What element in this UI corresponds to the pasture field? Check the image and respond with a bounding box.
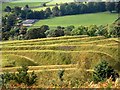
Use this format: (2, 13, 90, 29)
(2, 2, 42, 17)
(47, 0, 74, 5)
(1, 36, 119, 87)
(11, 0, 51, 3)
(2, 2, 41, 11)
(32, 12, 118, 28)
(2, 0, 51, 16)
(32, 6, 56, 11)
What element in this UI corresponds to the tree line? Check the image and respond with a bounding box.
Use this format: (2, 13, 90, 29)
(4, 2, 119, 19)
(2, 24, 119, 40)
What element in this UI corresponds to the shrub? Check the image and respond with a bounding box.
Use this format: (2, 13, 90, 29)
(1, 65, 37, 87)
(95, 25, 108, 37)
(87, 25, 98, 36)
(26, 28, 46, 39)
(1, 72, 15, 85)
(71, 25, 88, 35)
(4, 6, 11, 12)
(92, 60, 119, 83)
(65, 69, 91, 88)
(58, 69, 65, 82)
(109, 25, 120, 37)
(45, 28, 64, 37)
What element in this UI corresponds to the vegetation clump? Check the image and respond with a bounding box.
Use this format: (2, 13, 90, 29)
(1, 65, 37, 88)
(92, 60, 119, 83)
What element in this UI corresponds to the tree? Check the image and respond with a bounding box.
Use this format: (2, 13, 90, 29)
(19, 27, 27, 35)
(14, 6, 21, 16)
(45, 29, 56, 37)
(33, 11, 41, 19)
(2, 32, 10, 40)
(1, 65, 37, 86)
(15, 65, 37, 86)
(71, 25, 88, 35)
(26, 28, 46, 39)
(60, 3, 68, 15)
(20, 10, 27, 19)
(92, 60, 119, 83)
(66, 25, 75, 31)
(64, 25, 75, 35)
(87, 2, 96, 13)
(4, 6, 11, 12)
(94, 2, 106, 12)
(6, 14, 16, 26)
(26, 11, 34, 19)
(52, 6, 60, 16)
(25, 5, 29, 8)
(77, 4, 82, 14)
(39, 10, 45, 19)
(87, 25, 98, 36)
(115, 2, 120, 13)
(23, 4, 30, 11)
(95, 25, 108, 37)
(2, 16, 7, 26)
(45, 27, 64, 37)
(42, 3, 46, 7)
(109, 25, 120, 37)
(40, 25, 49, 32)
(2, 24, 11, 32)
(106, 2, 115, 13)
(44, 8, 52, 18)
(80, 4, 88, 14)
(10, 29, 17, 38)
(66, 3, 79, 15)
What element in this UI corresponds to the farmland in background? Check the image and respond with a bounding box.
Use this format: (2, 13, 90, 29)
(32, 12, 118, 28)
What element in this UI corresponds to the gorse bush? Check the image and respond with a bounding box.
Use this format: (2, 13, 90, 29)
(1, 72, 15, 85)
(58, 69, 65, 82)
(15, 65, 37, 86)
(1, 65, 37, 86)
(92, 60, 119, 83)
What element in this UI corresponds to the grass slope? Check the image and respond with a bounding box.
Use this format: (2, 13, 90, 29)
(1, 36, 119, 87)
(33, 12, 118, 27)
(1, 36, 119, 70)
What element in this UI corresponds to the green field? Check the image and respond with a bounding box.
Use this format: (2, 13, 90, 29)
(32, 12, 118, 28)
(47, 0, 74, 5)
(2, 2, 41, 10)
(32, 6, 55, 11)
(2, 2, 42, 16)
(2, 0, 52, 11)
(2, 0, 53, 17)
(11, 0, 51, 2)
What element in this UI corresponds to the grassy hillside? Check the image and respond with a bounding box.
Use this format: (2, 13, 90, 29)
(32, 12, 118, 28)
(1, 36, 119, 87)
(1, 36, 119, 69)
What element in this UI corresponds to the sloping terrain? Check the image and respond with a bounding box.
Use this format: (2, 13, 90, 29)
(1, 36, 119, 87)
(1, 36, 119, 69)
